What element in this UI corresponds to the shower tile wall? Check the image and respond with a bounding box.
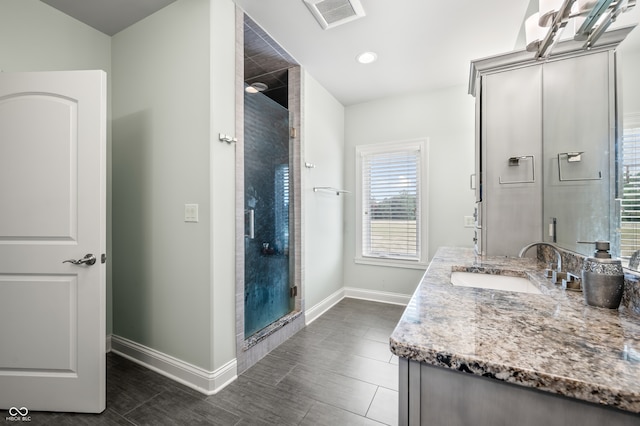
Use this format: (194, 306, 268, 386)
(244, 89, 292, 337)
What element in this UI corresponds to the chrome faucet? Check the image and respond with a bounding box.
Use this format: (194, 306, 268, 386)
(518, 242, 562, 274)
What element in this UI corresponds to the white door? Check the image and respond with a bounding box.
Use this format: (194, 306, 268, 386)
(0, 70, 107, 413)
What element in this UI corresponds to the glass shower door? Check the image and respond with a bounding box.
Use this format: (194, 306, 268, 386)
(244, 89, 293, 337)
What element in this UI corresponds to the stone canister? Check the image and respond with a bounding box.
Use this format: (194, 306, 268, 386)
(581, 241, 624, 309)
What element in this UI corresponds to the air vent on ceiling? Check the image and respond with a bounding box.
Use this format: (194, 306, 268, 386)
(303, 0, 365, 30)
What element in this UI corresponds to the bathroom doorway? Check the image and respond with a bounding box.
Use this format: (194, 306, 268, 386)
(235, 11, 304, 373)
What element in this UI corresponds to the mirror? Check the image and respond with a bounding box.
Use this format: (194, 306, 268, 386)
(543, 11, 640, 269)
(542, 50, 614, 259)
(618, 17, 640, 270)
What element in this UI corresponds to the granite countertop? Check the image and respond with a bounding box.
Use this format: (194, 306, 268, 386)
(390, 246, 640, 414)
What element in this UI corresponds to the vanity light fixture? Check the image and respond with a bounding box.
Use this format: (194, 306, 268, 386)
(525, 0, 636, 59)
(539, 0, 566, 26)
(245, 82, 268, 93)
(357, 51, 378, 64)
(526, 12, 549, 51)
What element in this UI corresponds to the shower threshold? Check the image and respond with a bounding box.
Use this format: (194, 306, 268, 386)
(243, 309, 303, 350)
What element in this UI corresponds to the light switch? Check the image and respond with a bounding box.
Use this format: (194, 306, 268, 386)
(185, 204, 198, 223)
(464, 216, 475, 228)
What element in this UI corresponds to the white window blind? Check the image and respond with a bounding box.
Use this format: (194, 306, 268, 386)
(621, 121, 640, 262)
(275, 164, 290, 253)
(361, 147, 421, 260)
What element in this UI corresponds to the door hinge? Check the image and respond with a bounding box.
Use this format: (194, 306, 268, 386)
(289, 286, 298, 298)
(290, 127, 297, 139)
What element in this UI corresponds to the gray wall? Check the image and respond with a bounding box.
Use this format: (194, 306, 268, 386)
(111, 0, 236, 371)
(302, 72, 346, 309)
(210, 0, 239, 371)
(343, 85, 477, 296)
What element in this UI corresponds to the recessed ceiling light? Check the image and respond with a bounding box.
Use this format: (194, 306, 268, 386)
(245, 82, 268, 93)
(357, 51, 377, 64)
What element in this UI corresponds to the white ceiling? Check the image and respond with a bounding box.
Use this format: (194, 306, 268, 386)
(39, 0, 640, 106)
(236, 0, 640, 106)
(235, 0, 531, 105)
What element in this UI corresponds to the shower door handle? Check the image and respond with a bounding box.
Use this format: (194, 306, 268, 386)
(246, 208, 255, 239)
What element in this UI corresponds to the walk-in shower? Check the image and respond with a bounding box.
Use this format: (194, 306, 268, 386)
(235, 12, 304, 373)
(243, 88, 293, 337)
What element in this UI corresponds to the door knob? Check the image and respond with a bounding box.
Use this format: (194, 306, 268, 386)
(63, 254, 97, 266)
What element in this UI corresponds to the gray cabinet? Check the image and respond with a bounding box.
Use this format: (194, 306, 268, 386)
(474, 50, 615, 257)
(398, 358, 640, 426)
(482, 65, 543, 256)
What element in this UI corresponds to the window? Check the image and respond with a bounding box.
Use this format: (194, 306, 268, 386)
(275, 164, 289, 254)
(620, 114, 640, 264)
(355, 139, 428, 268)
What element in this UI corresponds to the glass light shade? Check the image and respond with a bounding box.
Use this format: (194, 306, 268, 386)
(245, 82, 268, 93)
(575, 0, 599, 15)
(539, 0, 564, 26)
(525, 13, 548, 52)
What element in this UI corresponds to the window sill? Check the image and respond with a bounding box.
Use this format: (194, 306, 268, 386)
(354, 256, 428, 270)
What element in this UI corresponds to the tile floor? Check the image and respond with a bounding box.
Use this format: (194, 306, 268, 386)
(13, 299, 404, 425)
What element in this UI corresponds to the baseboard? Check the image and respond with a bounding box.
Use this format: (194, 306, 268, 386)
(344, 287, 411, 306)
(305, 286, 410, 326)
(109, 289, 407, 392)
(110, 335, 237, 396)
(305, 287, 345, 325)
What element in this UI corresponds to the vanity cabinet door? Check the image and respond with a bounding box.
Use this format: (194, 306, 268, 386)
(482, 65, 543, 256)
(542, 51, 613, 253)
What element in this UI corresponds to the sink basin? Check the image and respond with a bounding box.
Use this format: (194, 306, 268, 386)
(450, 271, 542, 294)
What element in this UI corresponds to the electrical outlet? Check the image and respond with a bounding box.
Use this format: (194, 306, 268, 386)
(185, 204, 199, 222)
(464, 216, 475, 228)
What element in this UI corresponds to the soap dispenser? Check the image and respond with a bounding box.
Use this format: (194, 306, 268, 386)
(580, 241, 624, 309)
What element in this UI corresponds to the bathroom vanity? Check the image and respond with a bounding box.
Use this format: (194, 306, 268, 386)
(390, 247, 640, 426)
